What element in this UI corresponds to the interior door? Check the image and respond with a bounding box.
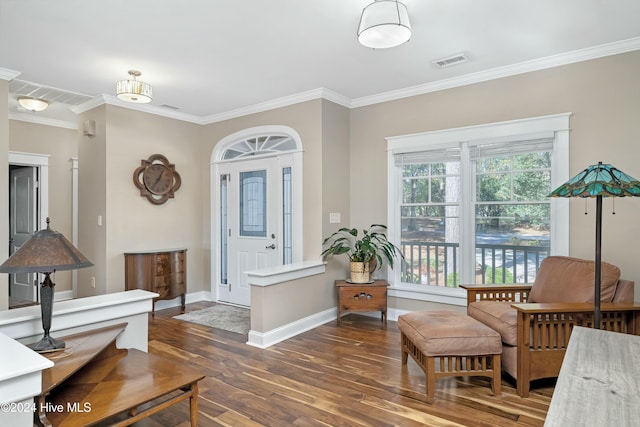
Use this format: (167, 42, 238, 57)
(9, 166, 38, 302)
(219, 158, 280, 306)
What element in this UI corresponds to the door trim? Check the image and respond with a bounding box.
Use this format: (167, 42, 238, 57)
(8, 152, 49, 304)
(210, 126, 303, 304)
(8, 151, 49, 230)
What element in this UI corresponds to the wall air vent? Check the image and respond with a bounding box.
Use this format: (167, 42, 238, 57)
(432, 53, 469, 68)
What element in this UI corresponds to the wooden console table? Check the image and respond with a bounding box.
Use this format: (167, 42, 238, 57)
(124, 248, 187, 314)
(336, 279, 388, 326)
(35, 323, 204, 427)
(545, 326, 640, 426)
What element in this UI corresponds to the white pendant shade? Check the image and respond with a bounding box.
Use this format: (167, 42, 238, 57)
(357, 0, 412, 49)
(18, 96, 49, 112)
(116, 70, 152, 103)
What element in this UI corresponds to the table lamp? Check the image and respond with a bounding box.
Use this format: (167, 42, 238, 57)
(0, 218, 92, 352)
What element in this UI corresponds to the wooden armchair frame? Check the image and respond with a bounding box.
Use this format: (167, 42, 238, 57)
(462, 284, 640, 397)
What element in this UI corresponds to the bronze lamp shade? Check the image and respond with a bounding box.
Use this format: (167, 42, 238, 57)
(0, 218, 92, 352)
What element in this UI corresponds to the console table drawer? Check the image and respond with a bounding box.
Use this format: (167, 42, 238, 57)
(125, 248, 187, 314)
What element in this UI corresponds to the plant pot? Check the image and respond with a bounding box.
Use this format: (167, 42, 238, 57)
(350, 261, 370, 283)
(368, 258, 377, 275)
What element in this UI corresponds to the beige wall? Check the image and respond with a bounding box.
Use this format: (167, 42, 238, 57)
(8, 121, 78, 292)
(202, 100, 325, 260)
(351, 50, 640, 303)
(202, 99, 350, 324)
(251, 269, 337, 332)
(321, 100, 351, 240)
(77, 105, 205, 297)
(202, 100, 326, 287)
(2, 50, 638, 315)
(77, 105, 107, 296)
(0, 79, 8, 310)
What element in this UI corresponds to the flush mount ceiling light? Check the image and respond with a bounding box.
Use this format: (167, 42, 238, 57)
(116, 70, 152, 103)
(357, 0, 412, 49)
(17, 96, 49, 112)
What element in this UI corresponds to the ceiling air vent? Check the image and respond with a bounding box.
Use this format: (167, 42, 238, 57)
(432, 53, 468, 69)
(160, 104, 180, 110)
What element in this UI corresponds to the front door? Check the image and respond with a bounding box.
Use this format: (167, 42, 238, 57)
(9, 166, 38, 302)
(218, 157, 282, 306)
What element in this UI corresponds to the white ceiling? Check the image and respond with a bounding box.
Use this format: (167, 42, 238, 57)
(2, 0, 640, 125)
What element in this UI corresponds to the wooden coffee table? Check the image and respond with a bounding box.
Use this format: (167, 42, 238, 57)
(35, 323, 204, 427)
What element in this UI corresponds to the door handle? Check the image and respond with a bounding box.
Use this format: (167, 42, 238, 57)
(265, 244, 276, 249)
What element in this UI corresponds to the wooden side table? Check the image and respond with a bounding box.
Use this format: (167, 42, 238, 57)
(124, 248, 187, 314)
(336, 279, 388, 326)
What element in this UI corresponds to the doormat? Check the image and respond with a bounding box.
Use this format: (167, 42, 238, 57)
(173, 305, 250, 334)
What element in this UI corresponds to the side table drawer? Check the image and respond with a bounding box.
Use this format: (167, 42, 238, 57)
(336, 280, 388, 326)
(339, 286, 387, 311)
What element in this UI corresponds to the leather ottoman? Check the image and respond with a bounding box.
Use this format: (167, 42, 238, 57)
(398, 310, 502, 402)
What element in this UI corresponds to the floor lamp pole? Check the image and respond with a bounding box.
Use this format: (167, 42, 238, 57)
(594, 195, 602, 329)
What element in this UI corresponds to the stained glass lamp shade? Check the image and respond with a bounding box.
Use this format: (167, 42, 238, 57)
(549, 162, 640, 328)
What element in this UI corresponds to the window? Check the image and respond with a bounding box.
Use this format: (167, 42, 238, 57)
(387, 114, 570, 305)
(282, 166, 293, 264)
(239, 170, 267, 237)
(222, 135, 297, 160)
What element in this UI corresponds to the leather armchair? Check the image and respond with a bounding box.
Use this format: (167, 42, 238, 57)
(461, 256, 640, 397)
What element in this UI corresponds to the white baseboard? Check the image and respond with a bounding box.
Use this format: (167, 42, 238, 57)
(152, 291, 212, 311)
(247, 307, 336, 349)
(55, 290, 74, 301)
(245, 308, 410, 349)
(125, 291, 409, 349)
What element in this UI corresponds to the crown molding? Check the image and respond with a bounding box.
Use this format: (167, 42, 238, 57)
(351, 36, 640, 108)
(8, 112, 77, 130)
(202, 88, 352, 124)
(0, 67, 20, 81)
(8, 37, 639, 129)
(72, 94, 207, 125)
(70, 89, 353, 126)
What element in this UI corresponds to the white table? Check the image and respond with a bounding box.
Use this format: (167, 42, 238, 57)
(545, 326, 640, 426)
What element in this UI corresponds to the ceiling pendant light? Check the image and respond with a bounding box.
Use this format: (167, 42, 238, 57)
(116, 70, 152, 103)
(17, 96, 49, 112)
(357, 0, 412, 49)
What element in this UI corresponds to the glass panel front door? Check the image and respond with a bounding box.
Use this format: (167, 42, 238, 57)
(240, 170, 267, 237)
(218, 159, 280, 306)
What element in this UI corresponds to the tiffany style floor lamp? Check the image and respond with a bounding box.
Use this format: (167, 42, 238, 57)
(549, 162, 640, 329)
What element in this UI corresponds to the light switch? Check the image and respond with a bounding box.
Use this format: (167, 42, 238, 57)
(329, 212, 341, 224)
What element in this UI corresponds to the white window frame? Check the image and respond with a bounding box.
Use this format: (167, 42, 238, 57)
(386, 113, 571, 306)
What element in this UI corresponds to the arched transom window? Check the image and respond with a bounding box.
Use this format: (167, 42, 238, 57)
(222, 134, 298, 160)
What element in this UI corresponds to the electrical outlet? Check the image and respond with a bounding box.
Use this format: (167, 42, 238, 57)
(90, 276, 96, 288)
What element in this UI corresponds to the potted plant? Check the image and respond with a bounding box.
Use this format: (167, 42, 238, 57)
(322, 224, 403, 283)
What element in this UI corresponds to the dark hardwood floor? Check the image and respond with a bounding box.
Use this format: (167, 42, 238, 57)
(139, 302, 552, 426)
(9, 295, 38, 309)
